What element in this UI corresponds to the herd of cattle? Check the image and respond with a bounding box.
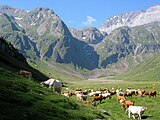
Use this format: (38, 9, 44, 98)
(17, 70, 157, 120)
(40, 78, 157, 120)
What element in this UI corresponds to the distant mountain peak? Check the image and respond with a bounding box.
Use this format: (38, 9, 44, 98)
(100, 4, 160, 34)
(69, 26, 107, 44)
(32, 7, 55, 15)
(0, 5, 28, 17)
(147, 4, 160, 11)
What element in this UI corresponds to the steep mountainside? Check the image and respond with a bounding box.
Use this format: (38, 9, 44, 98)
(114, 52, 160, 81)
(100, 5, 160, 34)
(97, 22, 160, 70)
(0, 37, 48, 81)
(69, 27, 107, 45)
(0, 6, 99, 70)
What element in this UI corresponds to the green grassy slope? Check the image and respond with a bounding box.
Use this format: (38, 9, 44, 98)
(0, 67, 105, 120)
(29, 60, 86, 84)
(114, 53, 160, 81)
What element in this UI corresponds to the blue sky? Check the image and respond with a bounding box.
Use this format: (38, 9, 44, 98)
(0, 0, 160, 29)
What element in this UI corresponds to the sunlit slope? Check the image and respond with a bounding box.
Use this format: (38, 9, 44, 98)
(0, 68, 106, 120)
(114, 53, 160, 81)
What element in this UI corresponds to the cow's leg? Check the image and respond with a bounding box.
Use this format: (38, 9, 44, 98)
(128, 110, 130, 118)
(138, 113, 141, 120)
(132, 115, 135, 119)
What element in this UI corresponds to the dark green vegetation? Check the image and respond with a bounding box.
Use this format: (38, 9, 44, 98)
(0, 68, 105, 120)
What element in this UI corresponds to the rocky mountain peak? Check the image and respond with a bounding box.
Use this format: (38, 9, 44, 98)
(100, 4, 160, 34)
(0, 5, 28, 17)
(69, 27, 107, 44)
(31, 7, 56, 18)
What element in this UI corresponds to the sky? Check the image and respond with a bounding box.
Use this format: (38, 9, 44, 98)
(0, 0, 160, 29)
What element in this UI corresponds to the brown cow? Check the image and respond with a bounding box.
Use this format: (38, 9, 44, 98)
(124, 92, 133, 98)
(145, 91, 156, 97)
(119, 99, 134, 110)
(92, 95, 106, 104)
(125, 100, 135, 109)
(17, 70, 32, 80)
(137, 89, 145, 96)
(117, 96, 125, 102)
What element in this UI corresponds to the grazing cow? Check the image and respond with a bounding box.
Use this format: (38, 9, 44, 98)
(74, 90, 82, 95)
(127, 106, 147, 120)
(100, 93, 112, 99)
(88, 91, 101, 97)
(62, 91, 72, 97)
(119, 98, 126, 109)
(117, 96, 125, 102)
(116, 89, 124, 96)
(137, 89, 145, 97)
(76, 93, 88, 101)
(41, 79, 62, 94)
(92, 95, 106, 104)
(145, 91, 156, 97)
(126, 88, 137, 95)
(17, 70, 32, 80)
(119, 98, 134, 110)
(124, 92, 133, 98)
(125, 100, 135, 109)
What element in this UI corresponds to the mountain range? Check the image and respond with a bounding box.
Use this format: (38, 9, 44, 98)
(100, 5, 160, 33)
(1, 5, 160, 79)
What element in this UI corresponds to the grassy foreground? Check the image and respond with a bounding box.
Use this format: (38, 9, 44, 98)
(0, 67, 108, 120)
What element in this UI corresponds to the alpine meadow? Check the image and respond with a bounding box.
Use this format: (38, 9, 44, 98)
(0, 3, 160, 120)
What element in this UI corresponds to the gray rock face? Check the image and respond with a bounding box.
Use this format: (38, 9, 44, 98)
(97, 22, 160, 68)
(100, 5, 160, 34)
(0, 5, 28, 17)
(69, 27, 107, 44)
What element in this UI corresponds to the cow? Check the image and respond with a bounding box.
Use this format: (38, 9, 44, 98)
(136, 89, 145, 97)
(62, 91, 73, 97)
(92, 95, 106, 104)
(41, 79, 62, 94)
(145, 91, 156, 97)
(17, 70, 32, 80)
(117, 96, 125, 102)
(127, 106, 147, 120)
(76, 93, 88, 101)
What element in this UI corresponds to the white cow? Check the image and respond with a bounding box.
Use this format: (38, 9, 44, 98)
(127, 106, 147, 120)
(100, 93, 112, 99)
(76, 93, 88, 101)
(41, 79, 62, 94)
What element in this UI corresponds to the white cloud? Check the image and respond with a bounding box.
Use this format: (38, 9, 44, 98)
(83, 16, 97, 25)
(68, 20, 74, 23)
